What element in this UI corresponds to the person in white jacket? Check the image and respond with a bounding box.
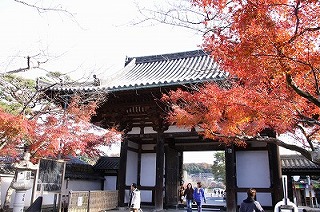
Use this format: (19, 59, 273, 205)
(129, 183, 141, 212)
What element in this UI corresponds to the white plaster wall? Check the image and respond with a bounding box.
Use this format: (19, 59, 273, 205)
(126, 150, 138, 186)
(144, 127, 157, 134)
(124, 189, 130, 204)
(127, 127, 140, 135)
(1, 176, 105, 208)
(237, 192, 272, 207)
(61, 179, 102, 194)
(165, 126, 191, 133)
(104, 176, 117, 190)
(1, 175, 14, 207)
(33, 179, 103, 205)
(236, 151, 272, 207)
(140, 153, 156, 187)
(141, 190, 152, 203)
(124, 189, 153, 204)
(236, 151, 271, 188)
(33, 192, 56, 205)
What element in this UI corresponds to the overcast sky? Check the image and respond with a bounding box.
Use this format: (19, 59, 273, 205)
(0, 0, 203, 81)
(184, 151, 216, 164)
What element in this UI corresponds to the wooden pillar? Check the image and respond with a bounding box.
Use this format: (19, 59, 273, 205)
(118, 137, 128, 207)
(137, 142, 142, 186)
(225, 145, 237, 211)
(155, 129, 165, 211)
(268, 143, 283, 204)
(178, 151, 183, 185)
(164, 143, 180, 207)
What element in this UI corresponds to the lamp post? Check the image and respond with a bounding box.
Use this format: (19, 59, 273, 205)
(292, 176, 300, 206)
(11, 151, 38, 212)
(307, 176, 314, 208)
(274, 175, 298, 212)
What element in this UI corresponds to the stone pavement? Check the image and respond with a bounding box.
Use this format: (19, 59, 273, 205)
(108, 206, 320, 212)
(108, 207, 223, 212)
(298, 206, 320, 212)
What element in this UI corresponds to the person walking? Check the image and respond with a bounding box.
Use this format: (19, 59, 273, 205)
(184, 183, 194, 212)
(239, 188, 264, 212)
(193, 182, 206, 212)
(129, 183, 141, 212)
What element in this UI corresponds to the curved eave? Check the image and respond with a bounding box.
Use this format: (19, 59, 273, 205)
(49, 75, 227, 93)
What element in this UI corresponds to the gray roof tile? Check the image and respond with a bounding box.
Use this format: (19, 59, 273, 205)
(281, 154, 320, 170)
(94, 157, 119, 170)
(39, 50, 228, 92)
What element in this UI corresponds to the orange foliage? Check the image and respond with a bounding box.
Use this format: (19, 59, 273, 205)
(164, 0, 320, 148)
(0, 97, 121, 162)
(0, 108, 35, 157)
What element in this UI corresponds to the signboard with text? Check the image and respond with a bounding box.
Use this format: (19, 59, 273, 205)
(37, 159, 66, 192)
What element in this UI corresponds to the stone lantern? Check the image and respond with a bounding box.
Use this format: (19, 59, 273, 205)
(11, 152, 38, 212)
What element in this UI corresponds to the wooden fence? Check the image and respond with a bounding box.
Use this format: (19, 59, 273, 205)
(67, 190, 118, 212)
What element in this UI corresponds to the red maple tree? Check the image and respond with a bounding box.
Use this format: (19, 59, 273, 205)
(0, 96, 120, 162)
(162, 0, 320, 163)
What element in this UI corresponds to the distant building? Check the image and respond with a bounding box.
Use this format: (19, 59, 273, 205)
(281, 154, 320, 207)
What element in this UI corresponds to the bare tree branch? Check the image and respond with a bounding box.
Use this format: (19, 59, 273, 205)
(286, 73, 320, 107)
(13, 0, 74, 17)
(2, 55, 49, 75)
(133, 0, 208, 33)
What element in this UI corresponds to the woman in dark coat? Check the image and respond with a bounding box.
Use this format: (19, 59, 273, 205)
(184, 183, 194, 212)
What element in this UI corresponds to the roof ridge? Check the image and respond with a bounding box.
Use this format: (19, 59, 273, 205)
(127, 49, 209, 64)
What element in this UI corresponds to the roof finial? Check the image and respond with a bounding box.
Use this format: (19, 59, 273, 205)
(93, 74, 100, 86)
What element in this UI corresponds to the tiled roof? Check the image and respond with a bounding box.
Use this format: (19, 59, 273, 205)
(94, 157, 119, 170)
(65, 163, 104, 180)
(0, 163, 15, 175)
(40, 50, 228, 92)
(281, 154, 320, 170)
(64, 156, 104, 180)
(65, 156, 90, 165)
(0, 156, 16, 175)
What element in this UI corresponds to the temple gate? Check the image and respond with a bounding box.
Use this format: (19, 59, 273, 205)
(45, 50, 283, 211)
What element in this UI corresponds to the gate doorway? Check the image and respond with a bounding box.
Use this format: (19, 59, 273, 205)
(182, 151, 226, 210)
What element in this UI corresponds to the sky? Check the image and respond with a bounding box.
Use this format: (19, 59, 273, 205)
(0, 0, 203, 81)
(0, 0, 299, 158)
(184, 151, 216, 164)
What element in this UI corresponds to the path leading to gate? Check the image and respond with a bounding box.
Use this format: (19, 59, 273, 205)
(108, 206, 320, 212)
